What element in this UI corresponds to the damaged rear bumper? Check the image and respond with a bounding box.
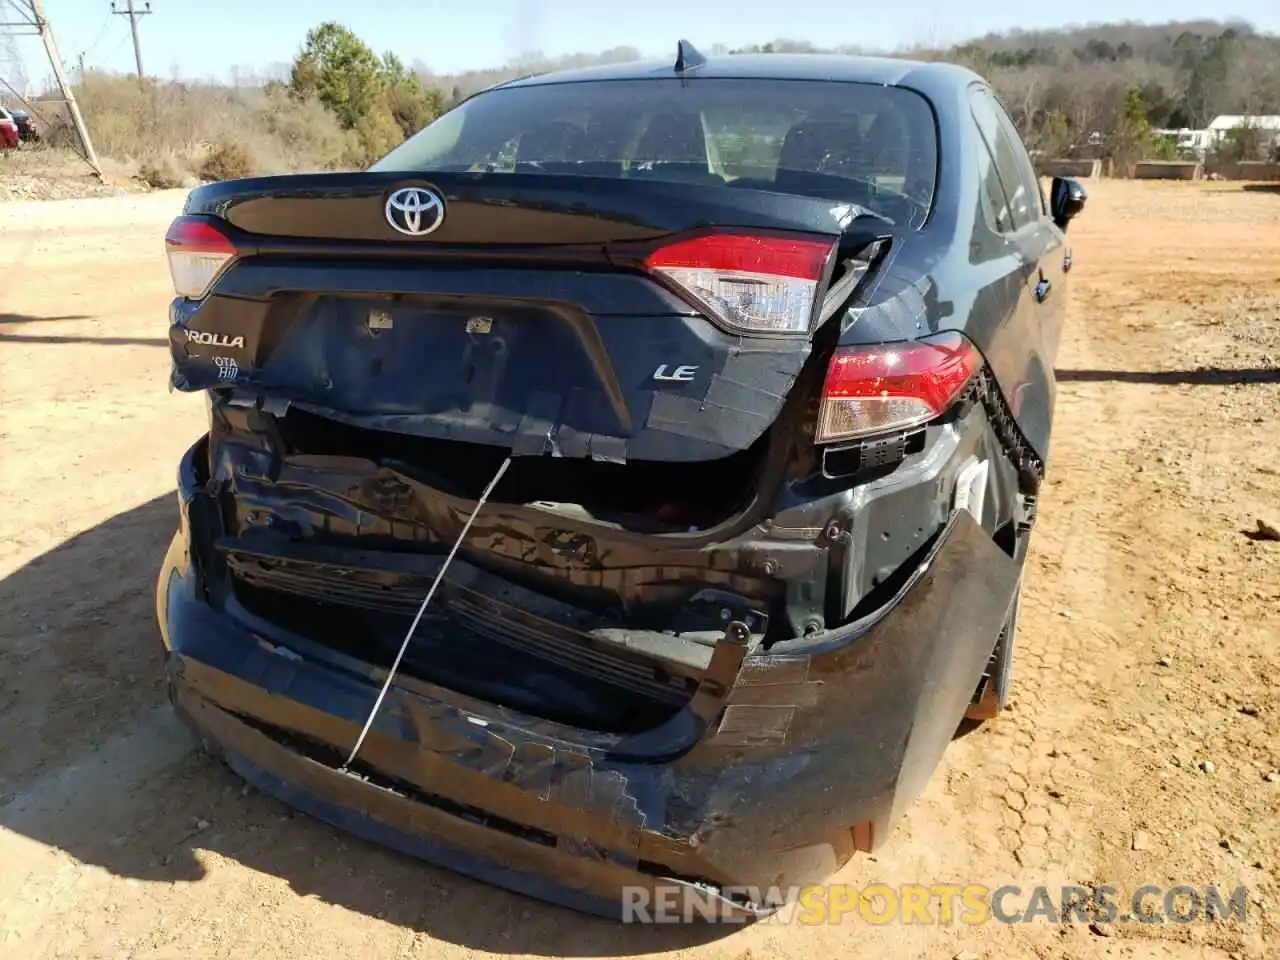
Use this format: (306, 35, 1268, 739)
(157, 436, 1021, 920)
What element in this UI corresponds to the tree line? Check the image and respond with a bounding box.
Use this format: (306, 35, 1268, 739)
(289, 18, 1280, 170)
(37, 18, 1272, 179)
(283, 22, 447, 160)
(944, 20, 1280, 163)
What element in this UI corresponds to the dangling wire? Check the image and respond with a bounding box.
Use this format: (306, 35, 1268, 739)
(340, 456, 511, 772)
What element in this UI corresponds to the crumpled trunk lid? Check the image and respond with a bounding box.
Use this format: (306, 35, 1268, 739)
(169, 173, 889, 731)
(170, 172, 885, 463)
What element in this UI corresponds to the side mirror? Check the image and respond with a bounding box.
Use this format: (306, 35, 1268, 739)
(1050, 177, 1087, 231)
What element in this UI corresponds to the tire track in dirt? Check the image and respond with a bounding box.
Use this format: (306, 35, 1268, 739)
(895, 225, 1170, 959)
(1, 181, 1277, 960)
(786, 184, 1278, 959)
(671, 188, 1181, 960)
(980, 190, 1280, 958)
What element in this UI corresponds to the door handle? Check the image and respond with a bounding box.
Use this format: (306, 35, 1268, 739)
(1034, 276, 1052, 303)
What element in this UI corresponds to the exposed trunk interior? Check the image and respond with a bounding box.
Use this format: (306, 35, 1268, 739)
(171, 169, 886, 737)
(230, 578, 696, 734)
(276, 405, 771, 533)
(204, 403, 782, 735)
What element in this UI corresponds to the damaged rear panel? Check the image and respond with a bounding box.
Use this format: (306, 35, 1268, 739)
(163, 70, 1016, 724)
(157, 57, 1045, 916)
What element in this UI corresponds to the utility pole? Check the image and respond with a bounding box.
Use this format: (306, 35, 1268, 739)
(110, 0, 150, 80)
(0, 0, 103, 179)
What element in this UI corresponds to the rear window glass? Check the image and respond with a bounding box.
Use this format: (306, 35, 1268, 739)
(372, 78, 938, 229)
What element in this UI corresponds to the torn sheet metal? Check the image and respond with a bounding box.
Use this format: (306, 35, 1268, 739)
(161, 436, 1021, 918)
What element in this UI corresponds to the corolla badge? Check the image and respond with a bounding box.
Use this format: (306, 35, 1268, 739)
(186, 329, 244, 348)
(385, 186, 446, 236)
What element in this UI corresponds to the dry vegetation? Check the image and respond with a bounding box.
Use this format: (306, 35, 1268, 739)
(7, 21, 443, 192)
(3, 16, 1277, 200)
(0, 75, 360, 200)
(51, 73, 359, 186)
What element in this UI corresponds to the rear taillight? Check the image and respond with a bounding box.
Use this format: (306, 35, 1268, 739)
(644, 232, 836, 335)
(165, 216, 237, 300)
(816, 332, 982, 443)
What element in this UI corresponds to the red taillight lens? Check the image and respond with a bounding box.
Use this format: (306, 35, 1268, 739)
(816, 332, 982, 443)
(644, 232, 835, 335)
(164, 216, 237, 300)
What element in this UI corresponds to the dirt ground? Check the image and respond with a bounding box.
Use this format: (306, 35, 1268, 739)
(0, 179, 1277, 960)
(0, 149, 143, 202)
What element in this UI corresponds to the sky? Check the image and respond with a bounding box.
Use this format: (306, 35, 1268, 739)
(5, 0, 1280, 91)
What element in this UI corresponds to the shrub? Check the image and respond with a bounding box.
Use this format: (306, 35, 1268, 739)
(40, 71, 362, 177)
(352, 106, 405, 165)
(31, 18, 457, 181)
(138, 154, 188, 189)
(255, 88, 358, 171)
(199, 141, 255, 181)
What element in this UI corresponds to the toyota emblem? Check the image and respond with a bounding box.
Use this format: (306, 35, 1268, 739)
(385, 186, 445, 236)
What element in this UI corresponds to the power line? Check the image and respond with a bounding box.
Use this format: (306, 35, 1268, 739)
(109, 0, 150, 80)
(81, 11, 115, 63)
(103, 31, 130, 68)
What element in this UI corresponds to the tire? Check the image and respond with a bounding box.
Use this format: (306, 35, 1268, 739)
(964, 578, 1021, 722)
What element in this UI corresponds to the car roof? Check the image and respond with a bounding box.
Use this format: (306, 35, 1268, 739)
(496, 51, 981, 94)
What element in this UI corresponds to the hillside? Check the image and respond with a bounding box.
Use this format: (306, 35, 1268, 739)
(431, 20, 1280, 158)
(948, 20, 1280, 151)
(5, 17, 1278, 194)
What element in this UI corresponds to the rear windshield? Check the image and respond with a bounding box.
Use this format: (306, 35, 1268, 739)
(372, 78, 938, 229)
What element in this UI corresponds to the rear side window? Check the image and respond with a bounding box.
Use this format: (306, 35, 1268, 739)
(973, 132, 1012, 232)
(372, 78, 939, 229)
(990, 95, 1047, 218)
(968, 87, 1040, 231)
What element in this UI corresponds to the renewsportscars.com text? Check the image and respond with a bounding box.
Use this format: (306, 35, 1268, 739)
(621, 883, 1249, 925)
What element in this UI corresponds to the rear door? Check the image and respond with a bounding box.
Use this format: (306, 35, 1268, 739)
(985, 90, 1067, 365)
(967, 85, 1064, 448)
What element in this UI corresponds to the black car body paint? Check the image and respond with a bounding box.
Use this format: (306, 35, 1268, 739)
(157, 49, 1083, 918)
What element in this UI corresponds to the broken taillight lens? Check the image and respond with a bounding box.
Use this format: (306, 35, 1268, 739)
(165, 216, 237, 300)
(644, 232, 836, 335)
(816, 332, 983, 443)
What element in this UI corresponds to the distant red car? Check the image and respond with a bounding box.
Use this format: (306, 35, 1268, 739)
(10, 108, 39, 143)
(0, 107, 19, 149)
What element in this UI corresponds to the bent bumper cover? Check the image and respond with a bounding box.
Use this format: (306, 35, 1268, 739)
(157, 438, 1021, 919)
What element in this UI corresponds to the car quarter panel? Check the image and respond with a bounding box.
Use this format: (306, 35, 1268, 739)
(845, 68, 1061, 470)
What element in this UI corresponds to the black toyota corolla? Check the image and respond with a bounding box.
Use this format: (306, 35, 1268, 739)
(155, 43, 1087, 919)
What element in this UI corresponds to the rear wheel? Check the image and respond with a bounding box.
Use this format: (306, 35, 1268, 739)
(964, 579, 1021, 722)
